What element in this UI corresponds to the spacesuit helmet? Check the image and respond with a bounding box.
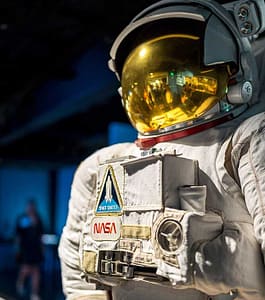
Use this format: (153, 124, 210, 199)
(109, 0, 265, 144)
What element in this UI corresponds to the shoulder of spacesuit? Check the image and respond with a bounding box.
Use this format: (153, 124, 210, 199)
(73, 142, 138, 182)
(87, 142, 138, 165)
(232, 111, 265, 145)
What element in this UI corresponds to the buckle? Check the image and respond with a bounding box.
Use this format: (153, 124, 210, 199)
(98, 250, 134, 278)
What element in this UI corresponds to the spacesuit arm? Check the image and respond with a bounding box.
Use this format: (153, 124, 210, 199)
(238, 122, 265, 261)
(58, 154, 110, 300)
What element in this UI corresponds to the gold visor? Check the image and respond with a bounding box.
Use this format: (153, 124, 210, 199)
(121, 34, 229, 134)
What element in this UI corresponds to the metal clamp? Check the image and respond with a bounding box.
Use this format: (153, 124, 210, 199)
(98, 250, 134, 278)
(97, 250, 157, 279)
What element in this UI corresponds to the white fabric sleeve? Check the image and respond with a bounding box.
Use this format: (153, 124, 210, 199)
(58, 142, 134, 299)
(238, 123, 265, 261)
(58, 151, 109, 300)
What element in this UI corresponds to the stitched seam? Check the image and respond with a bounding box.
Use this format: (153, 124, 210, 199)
(248, 142, 265, 215)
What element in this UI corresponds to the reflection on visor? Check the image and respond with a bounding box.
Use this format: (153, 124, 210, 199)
(121, 35, 229, 134)
(146, 71, 217, 106)
(142, 71, 219, 130)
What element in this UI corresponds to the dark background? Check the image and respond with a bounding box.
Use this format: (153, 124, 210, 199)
(0, 1, 158, 299)
(0, 0, 160, 166)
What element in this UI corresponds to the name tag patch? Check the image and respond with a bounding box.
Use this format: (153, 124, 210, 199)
(91, 216, 121, 241)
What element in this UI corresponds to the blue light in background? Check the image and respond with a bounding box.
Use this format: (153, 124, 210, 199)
(108, 121, 137, 145)
(0, 167, 50, 239)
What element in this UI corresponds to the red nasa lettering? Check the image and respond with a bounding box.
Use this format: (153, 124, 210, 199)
(93, 221, 117, 234)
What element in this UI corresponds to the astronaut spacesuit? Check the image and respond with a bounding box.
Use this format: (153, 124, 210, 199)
(58, 0, 265, 299)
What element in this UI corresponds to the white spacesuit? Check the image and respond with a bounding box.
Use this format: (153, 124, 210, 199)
(58, 1, 265, 299)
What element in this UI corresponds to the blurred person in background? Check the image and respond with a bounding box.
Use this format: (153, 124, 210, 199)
(15, 199, 44, 300)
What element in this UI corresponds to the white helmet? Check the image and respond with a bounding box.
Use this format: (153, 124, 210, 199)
(109, 0, 265, 148)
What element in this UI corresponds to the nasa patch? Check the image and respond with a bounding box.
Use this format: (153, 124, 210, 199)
(91, 216, 121, 241)
(95, 165, 123, 215)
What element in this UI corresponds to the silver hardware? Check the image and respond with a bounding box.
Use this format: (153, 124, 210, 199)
(157, 219, 183, 253)
(240, 21, 253, 34)
(238, 6, 249, 21)
(99, 250, 134, 278)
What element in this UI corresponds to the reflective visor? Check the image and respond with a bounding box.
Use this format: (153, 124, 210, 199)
(121, 34, 229, 134)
